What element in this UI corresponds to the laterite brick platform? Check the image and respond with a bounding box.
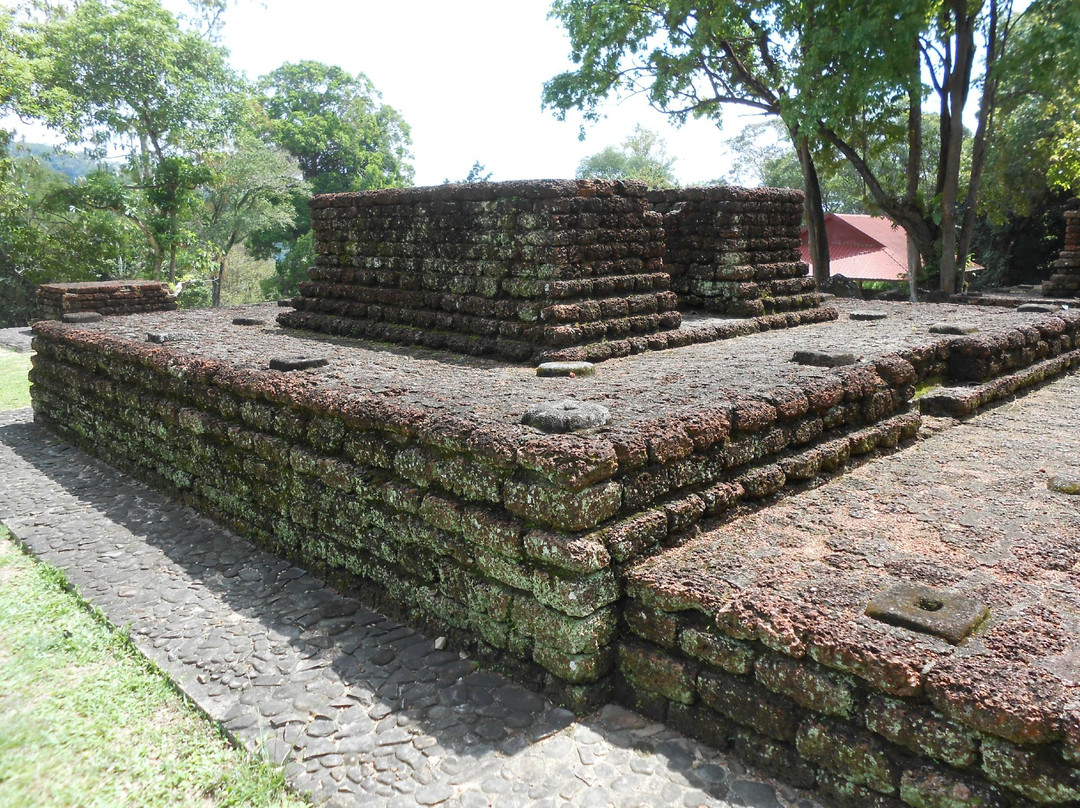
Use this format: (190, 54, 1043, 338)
(282, 180, 680, 363)
(35, 280, 177, 321)
(27, 298, 1080, 806)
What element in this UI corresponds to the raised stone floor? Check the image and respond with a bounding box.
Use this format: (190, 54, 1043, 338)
(30, 298, 1073, 422)
(20, 297, 1080, 806)
(623, 374, 1080, 806)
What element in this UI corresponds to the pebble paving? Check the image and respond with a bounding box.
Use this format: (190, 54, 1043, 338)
(0, 407, 818, 808)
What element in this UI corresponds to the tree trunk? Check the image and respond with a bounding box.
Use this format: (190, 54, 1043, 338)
(167, 243, 178, 286)
(795, 136, 830, 285)
(957, 0, 1007, 289)
(212, 257, 225, 307)
(907, 237, 921, 301)
(905, 57, 923, 303)
(939, 0, 977, 294)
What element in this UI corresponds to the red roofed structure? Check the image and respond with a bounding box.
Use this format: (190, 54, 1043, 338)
(800, 213, 912, 282)
(801, 213, 983, 285)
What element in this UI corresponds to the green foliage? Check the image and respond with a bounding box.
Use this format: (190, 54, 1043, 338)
(577, 125, 678, 187)
(254, 60, 412, 297)
(8, 141, 104, 182)
(199, 131, 308, 304)
(982, 0, 1080, 222)
(258, 60, 413, 194)
(16, 0, 241, 158)
(266, 230, 315, 299)
(545, 0, 1046, 292)
(0, 529, 306, 808)
(4, 0, 244, 281)
(445, 161, 493, 183)
(0, 138, 144, 325)
(175, 275, 212, 308)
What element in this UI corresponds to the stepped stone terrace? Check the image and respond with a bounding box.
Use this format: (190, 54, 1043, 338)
(25, 179, 1080, 808)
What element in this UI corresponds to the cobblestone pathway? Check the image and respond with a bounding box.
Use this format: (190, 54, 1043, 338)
(0, 407, 817, 808)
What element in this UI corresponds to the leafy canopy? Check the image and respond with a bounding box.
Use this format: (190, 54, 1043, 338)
(577, 125, 678, 187)
(258, 61, 413, 194)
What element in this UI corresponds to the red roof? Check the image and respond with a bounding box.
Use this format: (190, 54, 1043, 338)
(800, 214, 911, 282)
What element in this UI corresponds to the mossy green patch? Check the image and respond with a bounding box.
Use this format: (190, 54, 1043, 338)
(0, 349, 32, 411)
(0, 526, 307, 808)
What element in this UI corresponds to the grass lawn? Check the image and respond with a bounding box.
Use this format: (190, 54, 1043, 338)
(0, 526, 309, 808)
(0, 349, 32, 411)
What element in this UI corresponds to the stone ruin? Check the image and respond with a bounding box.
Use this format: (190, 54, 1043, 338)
(35, 280, 177, 322)
(647, 186, 822, 317)
(281, 180, 834, 363)
(26, 180, 1080, 808)
(1043, 198, 1080, 297)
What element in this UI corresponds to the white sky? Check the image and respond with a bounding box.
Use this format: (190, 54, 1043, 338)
(4, 0, 755, 186)
(205, 0, 750, 186)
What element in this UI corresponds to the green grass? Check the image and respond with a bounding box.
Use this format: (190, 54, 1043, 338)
(0, 349, 32, 411)
(0, 526, 309, 808)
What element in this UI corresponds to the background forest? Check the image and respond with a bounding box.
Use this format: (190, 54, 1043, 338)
(1, 0, 1079, 327)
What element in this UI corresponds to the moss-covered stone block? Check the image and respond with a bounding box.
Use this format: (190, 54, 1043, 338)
(900, 766, 1009, 808)
(729, 726, 817, 790)
(678, 627, 756, 674)
(755, 653, 856, 719)
(510, 598, 616, 653)
(419, 492, 464, 534)
(864, 696, 977, 769)
(533, 643, 613, 684)
(796, 718, 898, 795)
(698, 668, 801, 742)
(473, 548, 533, 593)
(980, 737, 1080, 803)
(619, 642, 698, 705)
(531, 567, 619, 618)
(523, 529, 610, 573)
(503, 476, 623, 532)
(462, 506, 523, 559)
(600, 508, 668, 562)
(624, 603, 679, 648)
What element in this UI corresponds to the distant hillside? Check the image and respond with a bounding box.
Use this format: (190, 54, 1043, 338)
(7, 141, 108, 181)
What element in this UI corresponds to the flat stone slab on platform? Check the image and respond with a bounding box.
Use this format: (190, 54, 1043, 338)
(0, 408, 818, 808)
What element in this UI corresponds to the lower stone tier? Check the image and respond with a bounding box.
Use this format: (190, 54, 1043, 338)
(25, 303, 1080, 804)
(617, 370, 1080, 807)
(280, 303, 840, 365)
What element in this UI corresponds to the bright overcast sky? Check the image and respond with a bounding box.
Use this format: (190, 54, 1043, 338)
(4, 0, 756, 186)
(204, 0, 751, 187)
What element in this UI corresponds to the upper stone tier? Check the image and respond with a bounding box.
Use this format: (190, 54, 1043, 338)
(281, 179, 680, 363)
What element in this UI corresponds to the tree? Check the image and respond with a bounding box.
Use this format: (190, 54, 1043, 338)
(258, 61, 413, 195)
(543, 0, 1064, 295)
(542, 0, 846, 283)
(8, 0, 242, 281)
(577, 125, 678, 187)
(199, 133, 309, 306)
(253, 61, 414, 296)
(0, 138, 143, 325)
(981, 0, 1080, 222)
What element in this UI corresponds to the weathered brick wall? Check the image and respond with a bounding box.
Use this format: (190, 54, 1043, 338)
(29, 318, 923, 709)
(281, 179, 681, 364)
(36, 280, 177, 322)
(618, 570, 1080, 807)
(648, 187, 822, 317)
(27, 308, 1080, 798)
(1042, 206, 1080, 297)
